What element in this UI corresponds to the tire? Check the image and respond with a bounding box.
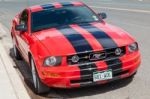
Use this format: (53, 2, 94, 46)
(30, 58, 49, 94)
(13, 44, 22, 60)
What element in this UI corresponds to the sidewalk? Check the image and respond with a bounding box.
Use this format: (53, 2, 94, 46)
(0, 24, 31, 99)
(0, 52, 17, 99)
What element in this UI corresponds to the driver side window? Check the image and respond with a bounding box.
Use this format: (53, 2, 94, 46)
(20, 10, 28, 26)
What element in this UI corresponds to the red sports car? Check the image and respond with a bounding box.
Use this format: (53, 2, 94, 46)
(11, 2, 141, 94)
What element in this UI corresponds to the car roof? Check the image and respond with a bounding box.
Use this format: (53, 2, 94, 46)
(29, 1, 85, 12)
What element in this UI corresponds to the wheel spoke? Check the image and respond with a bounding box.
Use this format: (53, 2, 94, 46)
(13, 45, 17, 57)
(31, 59, 37, 88)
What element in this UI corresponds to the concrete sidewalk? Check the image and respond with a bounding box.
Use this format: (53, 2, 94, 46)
(0, 52, 17, 99)
(0, 24, 31, 99)
(0, 42, 31, 99)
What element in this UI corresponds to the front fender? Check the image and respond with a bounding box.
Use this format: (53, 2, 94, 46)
(29, 40, 51, 79)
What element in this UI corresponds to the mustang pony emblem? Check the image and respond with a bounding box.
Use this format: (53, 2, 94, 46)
(89, 52, 106, 61)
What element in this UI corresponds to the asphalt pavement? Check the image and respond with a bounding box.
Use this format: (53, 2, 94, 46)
(0, 0, 150, 99)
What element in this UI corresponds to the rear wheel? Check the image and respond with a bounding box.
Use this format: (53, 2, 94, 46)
(13, 43, 22, 60)
(30, 58, 49, 94)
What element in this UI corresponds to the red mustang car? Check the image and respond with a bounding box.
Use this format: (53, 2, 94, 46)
(11, 2, 141, 94)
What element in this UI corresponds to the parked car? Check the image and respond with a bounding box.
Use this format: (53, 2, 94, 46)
(11, 1, 141, 94)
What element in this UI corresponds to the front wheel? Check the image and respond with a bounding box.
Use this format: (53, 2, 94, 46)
(31, 58, 49, 94)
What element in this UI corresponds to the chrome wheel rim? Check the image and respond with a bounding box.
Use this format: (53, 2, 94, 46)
(31, 59, 37, 88)
(13, 40, 17, 57)
(13, 45, 17, 57)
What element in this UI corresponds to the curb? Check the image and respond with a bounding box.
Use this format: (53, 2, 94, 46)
(0, 23, 31, 99)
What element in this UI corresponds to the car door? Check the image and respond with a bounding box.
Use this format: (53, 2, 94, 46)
(16, 10, 30, 61)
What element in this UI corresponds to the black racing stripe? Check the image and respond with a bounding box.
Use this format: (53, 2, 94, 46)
(60, 2, 74, 7)
(57, 26, 93, 53)
(79, 64, 97, 80)
(41, 4, 54, 9)
(79, 24, 117, 49)
(41, 2, 74, 10)
(57, 26, 97, 82)
(79, 24, 122, 74)
(105, 59, 122, 75)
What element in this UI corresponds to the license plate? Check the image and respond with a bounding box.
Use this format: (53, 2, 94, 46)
(93, 69, 113, 82)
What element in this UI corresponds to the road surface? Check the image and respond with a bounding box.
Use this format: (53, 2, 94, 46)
(0, 0, 150, 99)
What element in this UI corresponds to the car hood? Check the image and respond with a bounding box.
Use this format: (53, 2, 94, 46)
(33, 22, 135, 56)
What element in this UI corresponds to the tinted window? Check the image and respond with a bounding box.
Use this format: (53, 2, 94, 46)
(20, 10, 28, 26)
(31, 6, 101, 32)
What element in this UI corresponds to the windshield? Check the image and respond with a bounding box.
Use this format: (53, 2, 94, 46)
(31, 6, 101, 32)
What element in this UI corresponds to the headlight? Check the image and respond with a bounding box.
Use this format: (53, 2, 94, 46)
(43, 56, 62, 66)
(128, 43, 138, 53)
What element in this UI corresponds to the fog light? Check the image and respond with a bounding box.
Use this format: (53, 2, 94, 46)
(115, 48, 122, 55)
(71, 55, 79, 63)
(128, 43, 138, 53)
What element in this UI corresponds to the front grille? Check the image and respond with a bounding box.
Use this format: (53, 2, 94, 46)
(67, 47, 126, 65)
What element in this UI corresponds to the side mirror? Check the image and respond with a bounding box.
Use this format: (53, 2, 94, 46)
(98, 13, 107, 19)
(15, 24, 27, 32)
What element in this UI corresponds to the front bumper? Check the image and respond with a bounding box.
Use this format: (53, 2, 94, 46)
(40, 51, 141, 88)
